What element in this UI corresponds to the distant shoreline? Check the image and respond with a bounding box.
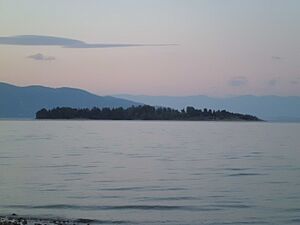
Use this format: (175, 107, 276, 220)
(35, 105, 262, 121)
(34, 118, 264, 122)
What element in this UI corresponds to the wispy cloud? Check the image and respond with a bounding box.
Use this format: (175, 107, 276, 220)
(0, 35, 176, 48)
(27, 53, 55, 61)
(290, 80, 299, 85)
(290, 77, 300, 85)
(268, 78, 278, 86)
(272, 56, 282, 60)
(228, 76, 248, 87)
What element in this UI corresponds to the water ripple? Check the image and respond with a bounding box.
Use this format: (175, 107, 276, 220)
(6, 204, 221, 211)
(227, 173, 265, 177)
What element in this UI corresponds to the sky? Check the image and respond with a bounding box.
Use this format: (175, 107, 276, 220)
(0, 0, 299, 96)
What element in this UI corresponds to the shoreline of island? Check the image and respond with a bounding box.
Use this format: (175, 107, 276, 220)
(35, 105, 262, 121)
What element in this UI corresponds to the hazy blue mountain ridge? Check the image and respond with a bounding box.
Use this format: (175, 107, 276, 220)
(0, 82, 140, 118)
(115, 94, 300, 121)
(1, 82, 299, 121)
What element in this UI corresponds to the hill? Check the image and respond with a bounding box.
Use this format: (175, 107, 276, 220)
(0, 82, 140, 118)
(115, 94, 300, 122)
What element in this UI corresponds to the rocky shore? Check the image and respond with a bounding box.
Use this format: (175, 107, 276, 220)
(0, 215, 92, 225)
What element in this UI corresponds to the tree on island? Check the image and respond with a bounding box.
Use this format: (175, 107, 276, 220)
(36, 105, 261, 121)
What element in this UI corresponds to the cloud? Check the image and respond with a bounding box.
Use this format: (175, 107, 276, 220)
(290, 77, 300, 85)
(268, 78, 278, 86)
(0, 35, 176, 49)
(272, 56, 282, 60)
(290, 80, 299, 85)
(228, 76, 248, 87)
(27, 53, 55, 61)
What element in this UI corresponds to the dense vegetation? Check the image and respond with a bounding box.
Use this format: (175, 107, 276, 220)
(36, 105, 261, 121)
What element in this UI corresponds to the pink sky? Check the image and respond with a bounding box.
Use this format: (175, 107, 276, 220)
(0, 0, 299, 96)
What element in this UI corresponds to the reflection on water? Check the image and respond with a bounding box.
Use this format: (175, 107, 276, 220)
(0, 121, 300, 225)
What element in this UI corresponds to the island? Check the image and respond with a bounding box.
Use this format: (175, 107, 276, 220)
(36, 105, 262, 121)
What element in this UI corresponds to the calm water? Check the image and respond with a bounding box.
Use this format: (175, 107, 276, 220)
(0, 121, 300, 225)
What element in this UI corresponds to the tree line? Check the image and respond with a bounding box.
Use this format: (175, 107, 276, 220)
(36, 105, 261, 121)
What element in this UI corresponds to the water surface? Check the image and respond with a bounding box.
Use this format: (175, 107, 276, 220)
(0, 121, 300, 224)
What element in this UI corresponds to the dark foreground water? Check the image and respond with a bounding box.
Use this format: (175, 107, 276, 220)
(0, 121, 300, 225)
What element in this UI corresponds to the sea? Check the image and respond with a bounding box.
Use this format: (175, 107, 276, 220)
(0, 120, 300, 225)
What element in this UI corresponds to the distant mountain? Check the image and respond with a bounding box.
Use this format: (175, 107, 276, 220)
(115, 94, 300, 122)
(0, 82, 140, 118)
